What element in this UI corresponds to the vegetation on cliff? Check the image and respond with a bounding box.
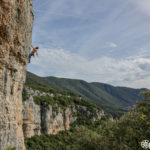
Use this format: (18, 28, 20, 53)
(25, 91, 150, 150)
(25, 82, 78, 96)
(5, 146, 16, 150)
(24, 83, 101, 113)
(33, 95, 100, 112)
(25, 117, 106, 150)
(26, 71, 145, 118)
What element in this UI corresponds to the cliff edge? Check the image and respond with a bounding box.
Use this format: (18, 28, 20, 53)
(0, 0, 33, 149)
(22, 85, 105, 138)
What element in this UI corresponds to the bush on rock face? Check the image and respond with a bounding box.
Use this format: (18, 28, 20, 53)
(5, 146, 16, 150)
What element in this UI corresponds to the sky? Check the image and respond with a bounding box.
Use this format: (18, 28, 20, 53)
(28, 0, 150, 89)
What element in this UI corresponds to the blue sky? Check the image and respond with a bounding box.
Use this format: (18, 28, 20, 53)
(28, 0, 150, 88)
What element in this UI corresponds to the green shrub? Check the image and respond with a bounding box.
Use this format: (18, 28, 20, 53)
(22, 90, 29, 101)
(5, 146, 16, 150)
(25, 83, 101, 113)
(25, 83, 78, 97)
(33, 95, 101, 113)
(26, 91, 150, 150)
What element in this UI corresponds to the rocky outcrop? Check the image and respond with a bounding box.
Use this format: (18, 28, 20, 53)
(23, 98, 75, 137)
(22, 87, 105, 138)
(0, 0, 33, 149)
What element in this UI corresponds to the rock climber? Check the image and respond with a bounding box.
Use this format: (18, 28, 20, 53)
(29, 45, 39, 63)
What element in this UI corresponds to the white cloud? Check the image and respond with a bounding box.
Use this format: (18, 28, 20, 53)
(28, 48, 150, 89)
(33, 0, 150, 61)
(106, 42, 117, 48)
(130, 0, 150, 16)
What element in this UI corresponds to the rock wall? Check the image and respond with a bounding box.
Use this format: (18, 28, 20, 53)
(22, 87, 105, 138)
(0, 0, 33, 149)
(23, 97, 76, 137)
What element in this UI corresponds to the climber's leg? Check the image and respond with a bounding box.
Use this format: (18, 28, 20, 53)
(29, 53, 31, 63)
(28, 52, 34, 63)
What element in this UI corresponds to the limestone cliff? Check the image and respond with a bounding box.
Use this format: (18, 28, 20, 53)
(0, 0, 33, 149)
(22, 86, 105, 138)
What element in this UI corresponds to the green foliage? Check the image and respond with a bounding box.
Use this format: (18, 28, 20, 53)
(22, 90, 29, 101)
(26, 71, 145, 117)
(25, 82, 78, 97)
(25, 124, 102, 150)
(25, 130, 74, 150)
(71, 115, 107, 131)
(33, 94, 101, 112)
(25, 82, 56, 93)
(26, 82, 101, 114)
(25, 91, 150, 150)
(95, 91, 150, 150)
(101, 104, 127, 118)
(5, 146, 16, 150)
(25, 72, 150, 149)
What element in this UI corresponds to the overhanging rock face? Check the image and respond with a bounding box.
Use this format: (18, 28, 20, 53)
(0, 0, 33, 149)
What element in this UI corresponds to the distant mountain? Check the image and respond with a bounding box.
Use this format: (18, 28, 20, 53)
(26, 72, 146, 117)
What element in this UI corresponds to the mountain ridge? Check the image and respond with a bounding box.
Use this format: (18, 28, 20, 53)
(26, 71, 145, 117)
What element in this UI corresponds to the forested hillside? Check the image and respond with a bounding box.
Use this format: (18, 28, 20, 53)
(26, 72, 145, 117)
(25, 91, 150, 150)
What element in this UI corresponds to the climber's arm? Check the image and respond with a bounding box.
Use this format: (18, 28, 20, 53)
(36, 50, 38, 56)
